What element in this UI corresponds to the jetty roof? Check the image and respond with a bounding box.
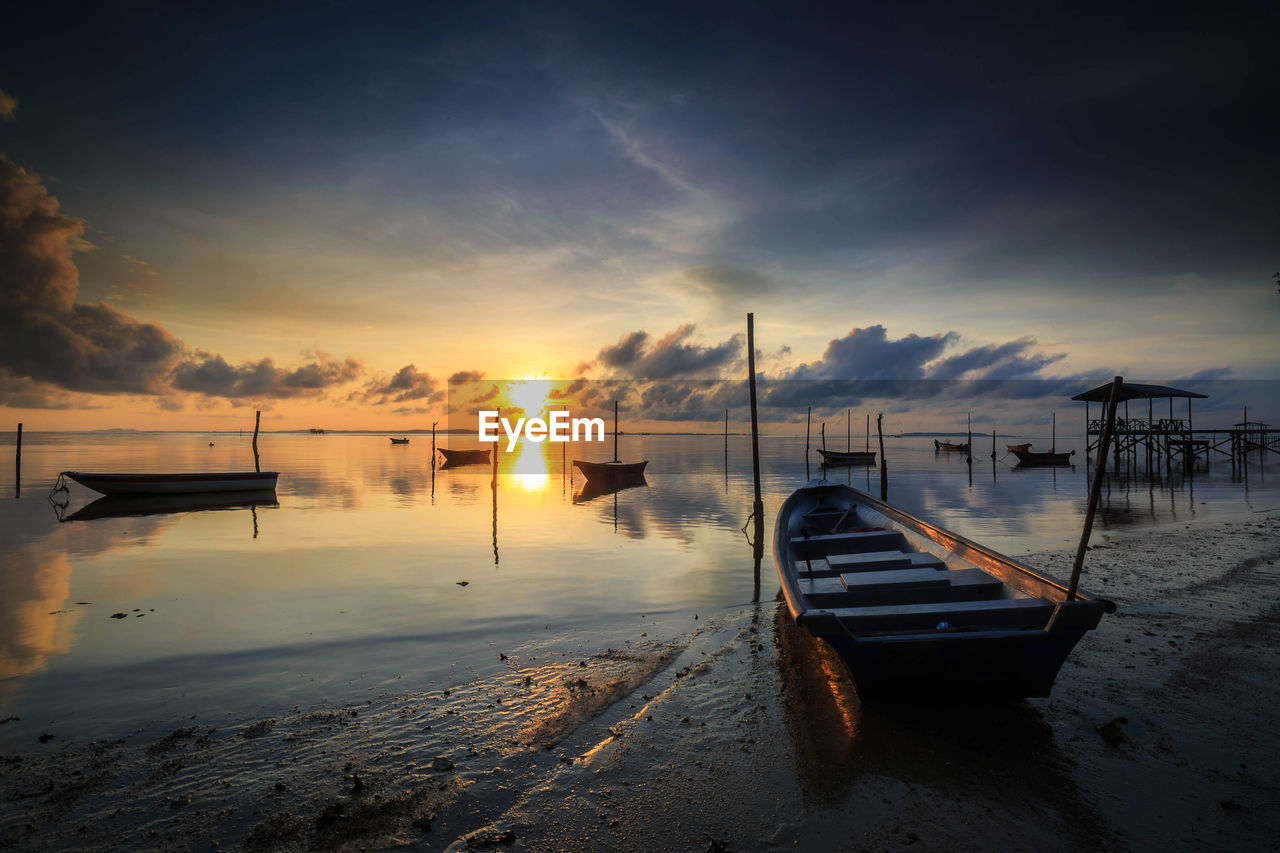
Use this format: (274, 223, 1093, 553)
(1071, 382, 1208, 402)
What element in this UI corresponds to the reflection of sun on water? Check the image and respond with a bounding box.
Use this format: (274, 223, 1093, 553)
(507, 443, 551, 492)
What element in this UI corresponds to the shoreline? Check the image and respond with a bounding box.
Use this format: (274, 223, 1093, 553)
(3, 514, 1278, 851)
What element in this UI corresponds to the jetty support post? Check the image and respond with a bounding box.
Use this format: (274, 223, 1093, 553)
(877, 412, 887, 500)
(252, 411, 261, 473)
(14, 422, 21, 499)
(1068, 376, 1123, 601)
(432, 421, 437, 468)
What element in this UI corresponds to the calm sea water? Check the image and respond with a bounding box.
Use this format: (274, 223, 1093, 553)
(1, 429, 1275, 745)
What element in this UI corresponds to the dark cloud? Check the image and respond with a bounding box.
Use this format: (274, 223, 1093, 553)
(587, 325, 743, 379)
(448, 370, 484, 385)
(0, 156, 364, 403)
(171, 352, 361, 399)
(357, 364, 443, 405)
(927, 337, 1066, 380)
(785, 326, 959, 381)
(0, 89, 16, 121)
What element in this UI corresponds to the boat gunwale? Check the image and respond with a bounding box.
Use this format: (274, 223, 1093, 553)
(775, 481, 1113, 626)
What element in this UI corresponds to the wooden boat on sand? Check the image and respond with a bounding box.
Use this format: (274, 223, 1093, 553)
(437, 447, 491, 466)
(1012, 448, 1075, 466)
(62, 471, 280, 497)
(817, 448, 877, 467)
(933, 440, 969, 452)
(775, 480, 1112, 700)
(390, 437, 410, 444)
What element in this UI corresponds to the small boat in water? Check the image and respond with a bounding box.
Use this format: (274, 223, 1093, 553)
(437, 447, 491, 466)
(1006, 443, 1032, 453)
(574, 401, 648, 482)
(934, 440, 969, 452)
(61, 471, 280, 497)
(817, 448, 876, 467)
(390, 437, 410, 444)
(775, 480, 1112, 700)
(1012, 448, 1075, 467)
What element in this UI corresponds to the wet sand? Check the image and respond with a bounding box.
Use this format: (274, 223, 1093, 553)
(3, 514, 1278, 851)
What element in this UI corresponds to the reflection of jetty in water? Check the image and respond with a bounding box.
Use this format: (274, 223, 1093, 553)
(57, 490, 278, 522)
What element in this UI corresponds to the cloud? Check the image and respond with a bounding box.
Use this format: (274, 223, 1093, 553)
(585, 324, 743, 379)
(0, 89, 16, 121)
(926, 337, 1066, 380)
(677, 264, 776, 302)
(171, 351, 362, 399)
(0, 155, 364, 403)
(785, 325, 959, 381)
(357, 364, 444, 405)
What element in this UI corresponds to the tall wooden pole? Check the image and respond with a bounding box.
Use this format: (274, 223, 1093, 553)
(847, 409, 851, 452)
(252, 411, 261, 473)
(1068, 376, 1123, 600)
(746, 314, 763, 525)
(14, 423, 21, 499)
(804, 406, 811, 480)
(613, 400, 619, 462)
(865, 413, 870, 453)
(432, 421, 437, 468)
(877, 413, 887, 500)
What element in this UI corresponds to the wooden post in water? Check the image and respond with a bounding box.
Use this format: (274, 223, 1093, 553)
(746, 313, 765, 566)
(724, 409, 729, 456)
(804, 406, 811, 480)
(821, 422, 826, 452)
(865, 413, 870, 453)
(432, 421, 438, 468)
(612, 400, 620, 463)
(991, 428, 996, 460)
(847, 409, 851, 452)
(966, 412, 973, 466)
(252, 411, 261, 473)
(1068, 376, 1123, 601)
(14, 423, 21, 499)
(877, 412, 887, 500)
(747, 312, 762, 525)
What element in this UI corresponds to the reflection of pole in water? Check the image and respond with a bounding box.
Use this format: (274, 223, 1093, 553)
(251, 504, 259, 539)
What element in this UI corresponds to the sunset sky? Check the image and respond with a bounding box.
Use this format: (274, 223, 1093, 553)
(1, 2, 1277, 431)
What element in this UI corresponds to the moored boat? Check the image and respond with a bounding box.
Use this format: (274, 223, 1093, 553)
(62, 471, 280, 497)
(573, 401, 647, 482)
(437, 447, 491, 466)
(933, 439, 969, 452)
(774, 480, 1112, 700)
(817, 448, 877, 466)
(60, 490, 279, 521)
(1006, 443, 1032, 453)
(390, 437, 410, 444)
(1012, 448, 1075, 466)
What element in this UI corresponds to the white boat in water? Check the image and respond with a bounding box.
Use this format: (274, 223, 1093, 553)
(61, 471, 280, 496)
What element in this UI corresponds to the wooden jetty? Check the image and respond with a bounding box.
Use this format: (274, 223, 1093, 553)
(1072, 382, 1277, 475)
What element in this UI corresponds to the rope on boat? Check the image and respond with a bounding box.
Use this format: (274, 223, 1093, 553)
(48, 472, 71, 521)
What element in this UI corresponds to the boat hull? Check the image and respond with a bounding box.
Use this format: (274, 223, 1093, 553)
(1012, 449, 1074, 466)
(438, 448, 491, 466)
(774, 481, 1111, 701)
(62, 490, 279, 521)
(573, 459, 649, 480)
(65, 471, 280, 496)
(817, 449, 876, 466)
(1006, 443, 1032, 453)
(390, 438, 410, 444)
(933, 440, 969, 452)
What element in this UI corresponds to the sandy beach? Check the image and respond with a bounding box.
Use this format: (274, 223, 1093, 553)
(3, 513, 1278, 852)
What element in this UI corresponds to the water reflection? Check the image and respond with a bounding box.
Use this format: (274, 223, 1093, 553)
(57, 490, 278, 523)
(774, 605, 1101, 839)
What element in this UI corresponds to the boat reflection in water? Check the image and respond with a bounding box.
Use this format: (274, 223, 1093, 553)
(774, 606, 1100, 836)
(572, 471, 648, 504)
(57, 489, 279, 523)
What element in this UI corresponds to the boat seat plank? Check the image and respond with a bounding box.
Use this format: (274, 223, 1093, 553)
(790, 529, 904, 560)
(840, 568, 948, 592)
(828, 597, 1055, 632)
(827, 550, 912, 570)
(797, 552, 946, 578)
